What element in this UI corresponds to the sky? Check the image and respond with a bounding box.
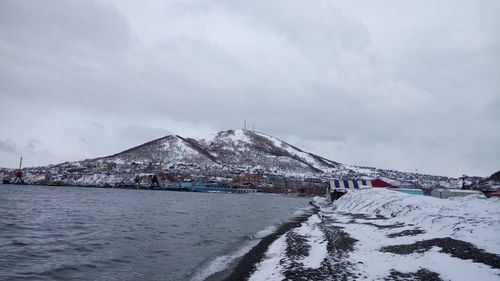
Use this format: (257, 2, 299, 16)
(0, 0, 499, 177)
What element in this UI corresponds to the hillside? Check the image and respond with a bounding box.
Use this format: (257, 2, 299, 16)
(1, 129, 460, 188)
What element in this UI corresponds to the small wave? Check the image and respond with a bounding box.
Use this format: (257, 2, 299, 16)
(293, 204, 314, 216)
(191, 204, 315, 281)
(193, 239, 218, 247)
(73, 246, 92, 253)
(110, 258, 132, 264)
(293, 207, 311, 216)
(190, 223, 283, 280)
(41, 265, 81, 278)
(189, 240, 259, 281)
(252, 205, 313, 240)
(11, 241, 30, 246)
(250, 225, 277, 239)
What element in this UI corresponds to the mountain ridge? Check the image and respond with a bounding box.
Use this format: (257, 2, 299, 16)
(1, 129, 463, 189)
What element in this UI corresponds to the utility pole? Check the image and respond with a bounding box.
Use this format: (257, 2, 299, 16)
(244, 120, 246, 130)
(461, 174, 468, 189)
(415, 169, 419, 187)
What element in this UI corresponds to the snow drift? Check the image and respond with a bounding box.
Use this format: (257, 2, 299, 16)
(247, 189, 500, 281)
(331, 189, 500, 254)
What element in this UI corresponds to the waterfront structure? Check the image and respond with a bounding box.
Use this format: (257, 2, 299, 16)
(431, 188, 482, 199)
(329, 180, 372, 189)
(326, 180, 373, 202)
(391, 188, 424, 195)
(164, 182, 257, 194)
(370, 178, 393, 188)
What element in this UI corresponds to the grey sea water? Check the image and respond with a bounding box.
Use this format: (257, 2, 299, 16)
(0, 184, 311, 281)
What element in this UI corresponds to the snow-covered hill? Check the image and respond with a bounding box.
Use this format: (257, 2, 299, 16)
(102, 129, 342, 176)
(1, 129, 462, 188)
(104, 134, 219, 166)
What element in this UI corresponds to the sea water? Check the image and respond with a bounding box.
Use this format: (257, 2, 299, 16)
(0, 184, 311, 281)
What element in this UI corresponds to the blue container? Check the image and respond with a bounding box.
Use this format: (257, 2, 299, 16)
(392, 188, 423, 195)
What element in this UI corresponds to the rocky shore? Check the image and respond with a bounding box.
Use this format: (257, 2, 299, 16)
(218, 189, 500, 280)
(217, 203, 320, 281)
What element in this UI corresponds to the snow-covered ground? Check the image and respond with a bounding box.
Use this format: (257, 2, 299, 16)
(248, 189, 500, 280)
(249, 214, 328, 281)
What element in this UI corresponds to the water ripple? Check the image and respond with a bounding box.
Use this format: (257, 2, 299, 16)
(0, 184, 310, 281)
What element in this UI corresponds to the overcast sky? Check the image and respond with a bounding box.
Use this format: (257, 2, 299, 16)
(0, 0, 499, 177)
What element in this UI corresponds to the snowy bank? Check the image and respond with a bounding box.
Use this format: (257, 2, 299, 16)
(324, 189, 500, 280)
(246, 189, 500, 281)
(331, 189, 500, 254)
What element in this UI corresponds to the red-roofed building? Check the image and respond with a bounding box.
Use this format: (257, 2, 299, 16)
(371, 178, 393, 188)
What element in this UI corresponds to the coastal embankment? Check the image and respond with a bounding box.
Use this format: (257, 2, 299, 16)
(224, 189, 500, 280)
(216, 203, 320, 281)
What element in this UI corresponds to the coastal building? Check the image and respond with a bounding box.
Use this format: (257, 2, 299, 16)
(370, 178, 394, 188)
(329, 180, 373, 189)
(431, 188, 482, 199)
(326, 180, 373, 202)
(328, 178, 393, 189)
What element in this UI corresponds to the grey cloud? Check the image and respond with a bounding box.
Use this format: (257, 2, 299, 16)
(24, 138, 42, 154)
(0, 139, 17, 154)
(79, 137, 89, 145)
(0, 0, 498, 176)
(0, 0, 133, 107)
(120, 125, 172, 144)
(218, 0, 370, 55)
(0, 0, 131, 54)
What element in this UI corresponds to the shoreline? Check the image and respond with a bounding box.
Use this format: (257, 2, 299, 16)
(0, 183, 315, 198)
(205, 202, 320, 281)
(212, 190, 500, 280)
